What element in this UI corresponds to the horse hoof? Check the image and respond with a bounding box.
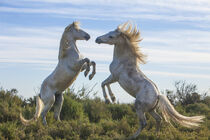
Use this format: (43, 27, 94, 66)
(89, 75, 92, 80)
(84, 71, 89, 77)
(42, 121, 48, 126)
(111, 96, 116, 103)
(89, 74, 94, 80)
(105, 99, 111, 104)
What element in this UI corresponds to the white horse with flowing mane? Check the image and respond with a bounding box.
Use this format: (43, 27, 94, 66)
(20, 21, 96, 125)
(95, 22, 204, 139)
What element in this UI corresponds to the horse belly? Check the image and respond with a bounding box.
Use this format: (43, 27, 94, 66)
(118, 75, 139, 97)
(55, 71, 80, 92)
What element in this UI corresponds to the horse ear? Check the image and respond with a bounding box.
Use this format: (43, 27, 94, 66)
(65, 24, 71, 31)
(72, 21, 76, 26)
(73, 21, 80, 30)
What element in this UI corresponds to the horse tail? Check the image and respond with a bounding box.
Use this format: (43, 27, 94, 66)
(20, 95, 44, 125)
(157, 94, 205, 128)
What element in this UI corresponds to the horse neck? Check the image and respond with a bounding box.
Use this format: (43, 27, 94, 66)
(58, 34, 79, 60)
(113, 43, 136, 63)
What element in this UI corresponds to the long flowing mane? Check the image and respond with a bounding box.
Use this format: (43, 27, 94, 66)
(117, 22, 146, 64)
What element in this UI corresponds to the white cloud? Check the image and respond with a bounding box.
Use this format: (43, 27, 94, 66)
(3, 0, 210, 13)
(0, 7, 207, 22)
(16, 0, 210, 13)
(144, 48, 210, 63)
(145, 70, 210, 79)
(0, 36, 59, 48)
(0, 58, 56, 64)
(142, 29, 210, 53)
(1, 0, 210, 23)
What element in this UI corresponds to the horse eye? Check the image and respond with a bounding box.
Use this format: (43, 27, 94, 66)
(109, 36, 113, 39)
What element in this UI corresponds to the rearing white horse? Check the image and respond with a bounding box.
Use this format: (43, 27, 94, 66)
(96, 22, 204, 139)
(20, 21, 96, 125)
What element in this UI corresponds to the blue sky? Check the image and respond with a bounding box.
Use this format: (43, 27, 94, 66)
(0, 0, 210, 103)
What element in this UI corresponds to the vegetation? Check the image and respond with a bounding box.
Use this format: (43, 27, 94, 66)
(0, 81, 209, 140)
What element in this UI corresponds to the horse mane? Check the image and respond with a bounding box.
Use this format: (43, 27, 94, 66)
(117, 22, 147, 64)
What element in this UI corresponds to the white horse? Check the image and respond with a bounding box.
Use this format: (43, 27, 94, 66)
(20, 21, 96, 125)
(95, 22, 204, 139)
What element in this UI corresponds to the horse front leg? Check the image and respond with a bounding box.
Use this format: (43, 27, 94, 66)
(88, 61, 96, 80)
(81, 63, 88, 72)
(101, 75, 116, 104)
(81, 60, 96, 80)
(78, 58, 90, 77)
(107, 84, 116, 103)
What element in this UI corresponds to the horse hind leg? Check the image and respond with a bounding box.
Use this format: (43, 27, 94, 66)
(128, 101, 147, 139)
(149, 109, 162, 132)
(41, 94, 55, 125)
(54, 93, 64, 121)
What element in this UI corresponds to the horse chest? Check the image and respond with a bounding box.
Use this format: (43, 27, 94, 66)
(51, 63, 80, 91)
(118, 77, 139, 96)
(109, 60, 121, 78)
(65, 53, 83, 70)
(67, 50, 81, 60)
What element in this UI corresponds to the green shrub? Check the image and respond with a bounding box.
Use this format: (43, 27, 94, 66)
(0, 86, 209, 140)
(83, 99, 111, 123)
(203, 96, 210, 107)
(0, 122, 21, 140)
(107, 104, 133, 120)
(185, 103, 210, 115)
(60, 94, 84, 120)
(99, 119, 117, 134)
(117, 117, 132, 135)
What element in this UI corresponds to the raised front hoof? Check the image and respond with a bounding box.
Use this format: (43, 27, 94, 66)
(111, 96, 116, 103)
(105, 99, 111, 104)
(89, 73, 95, 80)
(84, 70, 89, 77)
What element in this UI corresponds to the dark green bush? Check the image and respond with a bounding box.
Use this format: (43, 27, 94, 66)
(203, 96, 210, 107)
(107, 103, 133, 120)
(83, 99, 111, 123)
(60, 94, 84, 120)
(185, 103, 210, 115)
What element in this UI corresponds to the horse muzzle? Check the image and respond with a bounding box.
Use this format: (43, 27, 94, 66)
(95, 37, 103, 44)
(85, 34, 90, 40)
